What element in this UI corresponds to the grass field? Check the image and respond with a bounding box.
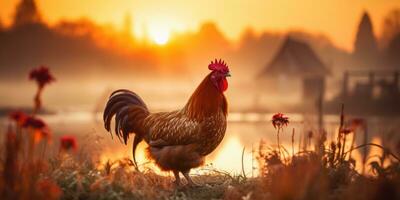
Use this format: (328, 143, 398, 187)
(1, 66, 399, 200)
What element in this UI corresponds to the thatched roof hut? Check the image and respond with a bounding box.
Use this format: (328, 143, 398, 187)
(258, 37, 330, 107)
(260, 37, 329, 78)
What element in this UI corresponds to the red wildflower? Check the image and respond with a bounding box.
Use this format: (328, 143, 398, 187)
(9, 111, 28, 125)
(29, 66, 55, 88)
(22, 116, 47, 129)
(340, 127, 353, 135)
(60, 136, 78, 151)
(20, 116, 51, 143)
(272, 113, 289, 129)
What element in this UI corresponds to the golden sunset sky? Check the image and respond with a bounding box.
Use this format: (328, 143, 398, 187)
(1, 0, 400, 50)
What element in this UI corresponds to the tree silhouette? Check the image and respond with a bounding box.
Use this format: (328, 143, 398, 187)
(381, 9, 400, 48)
(353, 11, 379, 67)
(13, 0, 42, 27)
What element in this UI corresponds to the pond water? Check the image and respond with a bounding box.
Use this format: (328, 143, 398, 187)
(1, 111, 399, 176)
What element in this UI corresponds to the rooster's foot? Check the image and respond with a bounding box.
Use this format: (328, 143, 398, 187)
(172, 170, 183, 188)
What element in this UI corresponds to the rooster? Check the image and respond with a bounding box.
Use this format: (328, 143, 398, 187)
(103, 59, 230, 186)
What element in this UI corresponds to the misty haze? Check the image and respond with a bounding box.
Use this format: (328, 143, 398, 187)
(1, 1, 400, 200)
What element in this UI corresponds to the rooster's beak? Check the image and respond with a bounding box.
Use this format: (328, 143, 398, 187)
(226, 72, 231, 77)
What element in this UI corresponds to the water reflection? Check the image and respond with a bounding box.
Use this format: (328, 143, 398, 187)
(1, 111, 399, 175)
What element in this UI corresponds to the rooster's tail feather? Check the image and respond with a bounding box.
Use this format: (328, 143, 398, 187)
(103, 89, 149, 145)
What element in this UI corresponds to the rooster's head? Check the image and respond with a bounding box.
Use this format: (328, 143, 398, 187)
(208, 59, 230, 92)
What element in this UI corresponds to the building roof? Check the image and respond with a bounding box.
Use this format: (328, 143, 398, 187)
(260, 37, 330, 78)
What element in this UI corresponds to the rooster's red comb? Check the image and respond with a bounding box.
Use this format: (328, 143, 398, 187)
(208, 59, 229, 72)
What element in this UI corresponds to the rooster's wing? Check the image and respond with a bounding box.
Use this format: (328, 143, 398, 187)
(144, 110, 202, 147)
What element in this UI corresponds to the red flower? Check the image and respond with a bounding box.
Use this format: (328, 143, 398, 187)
(60, 136, 78, 151)
(20, 116, 51, 143)
(272, 113, 289, 129)
(22, 116, 47, 129)
(9, 111, 28, 125)
(29, 66, 55, 88)
(340, 127, 353, 135)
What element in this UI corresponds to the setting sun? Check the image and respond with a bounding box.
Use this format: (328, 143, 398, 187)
(146, 22, 172, 45)
(150, 30, 170, 45)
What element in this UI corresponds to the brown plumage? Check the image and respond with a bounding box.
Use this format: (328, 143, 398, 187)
(103, 60, 230, 186)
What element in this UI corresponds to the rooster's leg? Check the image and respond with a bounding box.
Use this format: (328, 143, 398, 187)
(183, 171, 200, 187)
(172, 170, 182, 187)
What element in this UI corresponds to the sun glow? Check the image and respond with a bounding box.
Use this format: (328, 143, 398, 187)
(210, 136, 252, 174)
(150, 31, 170, 45)
(147, 25, 171, 45)
(133, 15, 187, 46)
(99, 143, 166, 174)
